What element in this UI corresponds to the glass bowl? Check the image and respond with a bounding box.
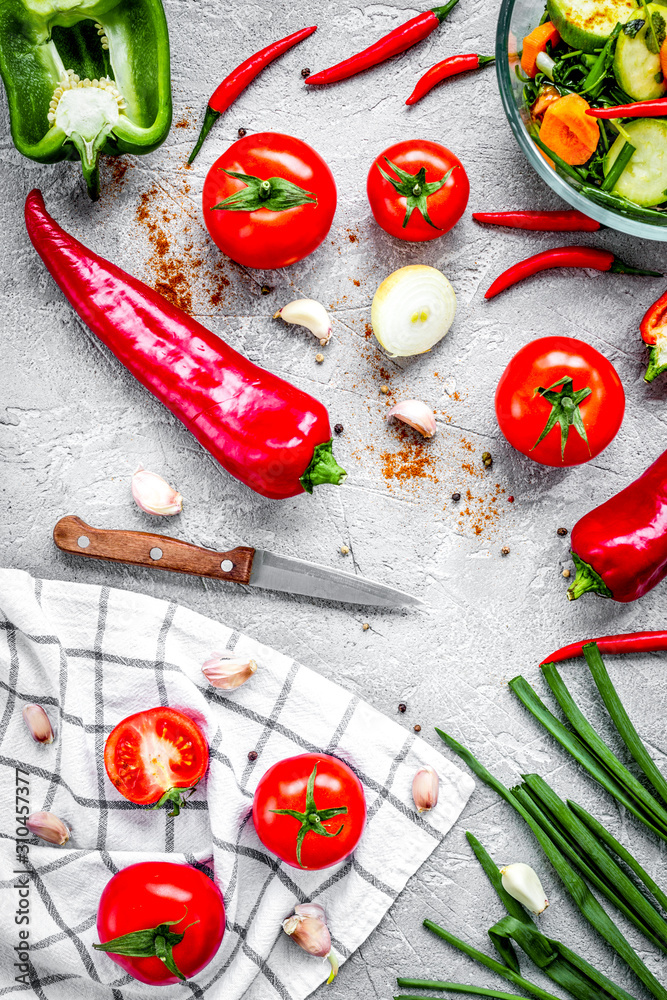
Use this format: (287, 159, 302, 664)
(495, 0, 667, 241)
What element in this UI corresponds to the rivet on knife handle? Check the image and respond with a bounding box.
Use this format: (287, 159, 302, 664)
(53, 516, 256, 584)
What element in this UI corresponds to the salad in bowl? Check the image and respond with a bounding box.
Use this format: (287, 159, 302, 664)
(498, 0, 667, 234)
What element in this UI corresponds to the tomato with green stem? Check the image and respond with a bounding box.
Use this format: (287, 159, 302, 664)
(104, 707, 209, 816)
(202, 132, 337, 269)
(367, 140, 469, 241)
(252, 753, 366, 869)
(94, 861, 225, 985)
(495, 337, 625, 466)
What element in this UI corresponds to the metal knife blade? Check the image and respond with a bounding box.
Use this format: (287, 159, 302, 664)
(248, 548, 425, 608)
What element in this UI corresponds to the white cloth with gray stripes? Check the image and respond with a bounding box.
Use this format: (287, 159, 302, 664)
(0, 568, 474, 999)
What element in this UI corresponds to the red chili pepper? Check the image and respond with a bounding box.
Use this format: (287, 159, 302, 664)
(473, 209, 600, 232)
(189, 25, 317, 164)
(485, 245, 661, 299)
(640, 288, 667, 383)
(541, 631, 667, 664)
(305, 1, 459, 87)
(405, 53, 494, 105)
(568, 447, 667, 603)
(586, 98, 667, 119)
(24, 190, 346, 501)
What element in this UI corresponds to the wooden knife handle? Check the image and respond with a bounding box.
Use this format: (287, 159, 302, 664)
(53, 516, 256, 585)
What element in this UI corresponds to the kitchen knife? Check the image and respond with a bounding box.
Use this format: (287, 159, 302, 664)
(53, 516, 424, 609)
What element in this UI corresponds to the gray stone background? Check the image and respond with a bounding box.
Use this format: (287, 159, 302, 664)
(2, 0, 667, 996)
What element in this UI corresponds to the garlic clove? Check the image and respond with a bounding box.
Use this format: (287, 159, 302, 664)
(23, 704, 55, 744)
(500, 862, 549, 914)
(412, 765, 439, 813)
(131, 466, 183, 516)
(294, 902, 327, 922)
(282, 910, 338, 984)
(274, 299, 332, 345)
(202, 651, 257, 690)
(26, 811, 70, 845)
(388, 400, 437, 439)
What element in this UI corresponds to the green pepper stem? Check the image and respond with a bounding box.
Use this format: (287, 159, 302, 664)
(567, 553, 612, 601)
(300, 440, 347, 494)
(645, 344, 667, 382)
(432, 0, 460, 22)
(609, 257, 662, 276)
(477, 55, 496, 66)
(188, 105, 221, 165)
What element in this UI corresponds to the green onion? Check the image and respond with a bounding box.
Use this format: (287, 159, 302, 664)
(469, 833, 637, 1000)
(508, 675, 667, 839)
(584, 642, 667, 809)
(511, 784, 662, 949)
(436, 729, 667, 1000)
(569, 798, 667, 913)
(601, 141, 635, 190)
(532, 134, 587, 182)
(396, 988, 531, 1000)
(581, 23, 622, 98)
(523, 772, 667, 948)
(540, 662, 667, 834)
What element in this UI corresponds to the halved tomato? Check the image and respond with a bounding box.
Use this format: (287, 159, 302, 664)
(104, 708, 209, 816)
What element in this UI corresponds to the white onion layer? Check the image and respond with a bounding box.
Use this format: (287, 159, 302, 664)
(371, 265, 457, 358)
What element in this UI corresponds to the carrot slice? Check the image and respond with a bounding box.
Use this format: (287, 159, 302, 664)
(539, 93, 600, 165)
(661, 36, 667, 83)
(531, 84, 562, 121)
(521, 21, 560, 78)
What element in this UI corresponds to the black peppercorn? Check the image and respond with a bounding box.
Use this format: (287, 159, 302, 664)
(398, 703, 407, 713)
(334, 423, 344, 435)
(557, 527, 568, 537)
(451, 492, 461, 502)
(248, 750, 258, 761)
(238, 127, 247, 137)
(260, 285, 272, 295)
(301, 67, 311, 78)
(414, 724, 421, 733)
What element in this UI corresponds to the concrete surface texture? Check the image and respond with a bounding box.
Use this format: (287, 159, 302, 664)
(2, 0, 667, 996)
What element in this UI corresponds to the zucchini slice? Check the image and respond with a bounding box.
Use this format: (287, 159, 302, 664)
(546, 0, 637, 51)
(613, 4, 667, 100)
(604, 118, 667, 205)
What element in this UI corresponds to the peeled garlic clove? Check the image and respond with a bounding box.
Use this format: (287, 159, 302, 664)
(26, 811, 70, 845)
(389, 400, 437, 439)
(131, 466, 183, 516)
(202, 651, 257, 690)
(23, 704, 55, 744)
(412, 765, 439, 813)
(283, 910, 339, 984)
(501, 862, 549, 914)
(274, 299, 332, 345)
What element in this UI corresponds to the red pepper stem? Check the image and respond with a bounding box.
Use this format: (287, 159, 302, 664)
(432, 0, 460, 21)
(609, 258, 662, 276)
(188, 105, 221, 165)
(567, 554, 613, 601)
(300, 440, 347, 494)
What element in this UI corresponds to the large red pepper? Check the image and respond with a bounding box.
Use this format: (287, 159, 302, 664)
(568, 448, 667, 602)
(188, 26, 317, 164)
(405, 53, 494, 104)
(485, 246, 660, 299)
(24, 190, 346, 501)
(640, 288, 667, 383)
(305, 1, 458, 86)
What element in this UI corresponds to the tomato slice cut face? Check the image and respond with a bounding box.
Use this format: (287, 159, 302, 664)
(104, 708, 209, 816)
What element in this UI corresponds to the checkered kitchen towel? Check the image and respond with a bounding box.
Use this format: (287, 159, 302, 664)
(0, 568, 474, 1000)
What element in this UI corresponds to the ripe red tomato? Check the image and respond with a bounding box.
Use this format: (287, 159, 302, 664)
(104, 708, 209, 815)
(95, 861, 225, 985)
(252, 753, 366, 870)
(495, 336, 625, 467)
(367, 139, 469, 242)
(202, 132, 337, 269)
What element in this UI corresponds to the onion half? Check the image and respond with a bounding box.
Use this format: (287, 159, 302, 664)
(371, 265, 457, 357)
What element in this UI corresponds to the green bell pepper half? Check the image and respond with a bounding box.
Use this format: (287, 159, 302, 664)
(0, 0, 172, 199)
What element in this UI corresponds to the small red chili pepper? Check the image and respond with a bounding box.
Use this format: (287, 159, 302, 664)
(640, 288, 667, 383)
(586, 98, 667, 119)
(568, 447, 667, 603)
(541, 631, 667, 664)
(305, 1, 459, 87)
(24, 190, 346, 501)
(189, 25, 317, 163)
(485, 245, 661, 299)
(405, 53, 494, 105)
(473, 209, 600, 232)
